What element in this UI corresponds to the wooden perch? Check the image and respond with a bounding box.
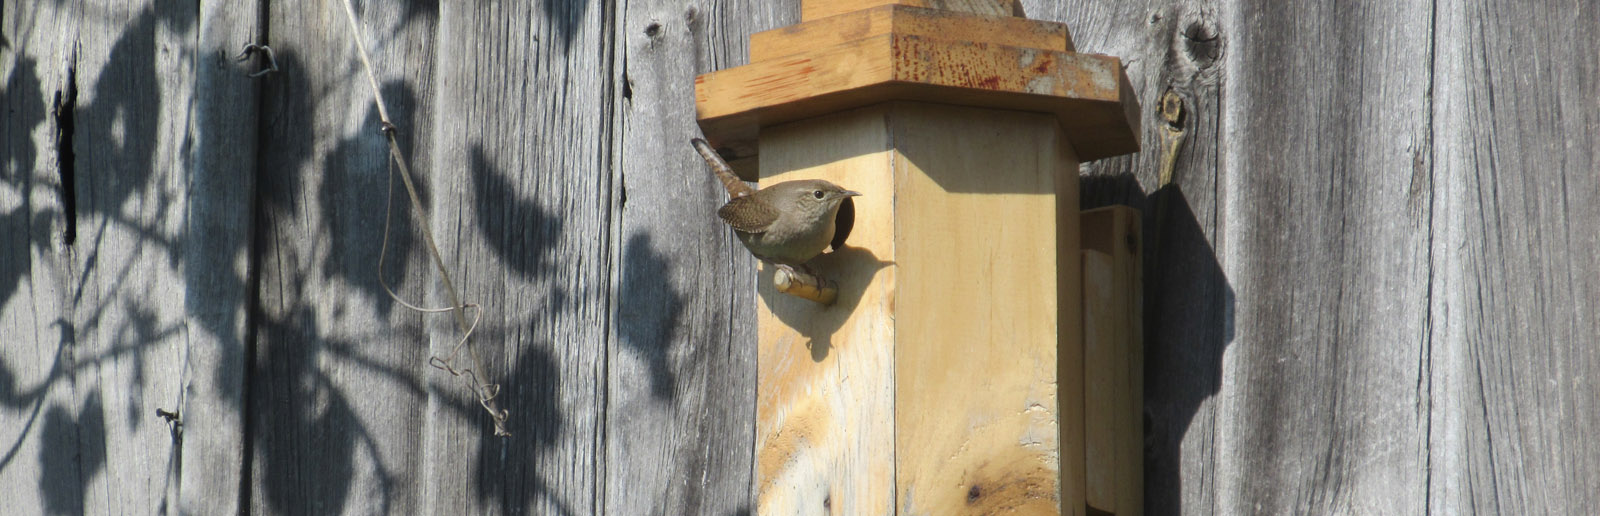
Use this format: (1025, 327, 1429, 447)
(773, 266, 839, 305)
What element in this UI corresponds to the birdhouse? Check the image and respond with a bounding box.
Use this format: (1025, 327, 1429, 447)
(696, 1, 1142, 514)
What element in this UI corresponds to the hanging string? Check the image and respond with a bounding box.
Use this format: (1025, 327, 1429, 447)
(338, 0, 510, 436)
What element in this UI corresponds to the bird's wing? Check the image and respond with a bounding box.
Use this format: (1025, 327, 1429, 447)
(718, 197, 779, 233)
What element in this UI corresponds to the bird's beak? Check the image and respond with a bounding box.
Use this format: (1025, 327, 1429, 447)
(842, 190, 862, 197)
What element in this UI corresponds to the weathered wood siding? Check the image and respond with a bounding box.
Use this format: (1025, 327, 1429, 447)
(250, 0, 435, 514)
(607, 2, 787, 515)
(2, 0, 1596, 514)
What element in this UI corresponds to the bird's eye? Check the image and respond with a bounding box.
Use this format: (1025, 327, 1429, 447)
(812, 190, 825, 199)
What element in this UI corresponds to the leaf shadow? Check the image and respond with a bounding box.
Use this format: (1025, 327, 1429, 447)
(615, 232, 683, 400)
(317, 80, 425, 316)
(476, 340, 573, 515)
(469, 146, 563, 283)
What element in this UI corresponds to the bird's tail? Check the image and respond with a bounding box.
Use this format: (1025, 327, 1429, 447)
(691, 138, 755, 199)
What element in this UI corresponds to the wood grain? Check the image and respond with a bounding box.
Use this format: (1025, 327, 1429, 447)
(0, 0, 85, 511)
(751, 102, 1083, 515)
(179, 0, 261, 513)
(250, 0, 438, 513)
(802, 0, 1017, 22)
(1049, 0, 1436, 513)
(1430, 0, 1600, 512)
(755, 106, 897, 516)
(749, 5, 1073, 62)
(1215, 1, 1434, 512)
(697, 32, 1137, 171)
(604, 1, 789, 515)
(421, 0, 611, 514)
(1030, 4, 1226, 513)
(0, 0, 202, 512)
(892, 103, 1079, 516)
(7, 0, 1600, 514)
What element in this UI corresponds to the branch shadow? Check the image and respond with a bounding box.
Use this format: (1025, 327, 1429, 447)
(0, 3, 582, 515)
(459, 144, 576, 513)
(247, 298, 492, 516)
(3, 7, 214, 512)
(38, 392, 105, 516)
(251, 304, 374, 515)
(0, 53, 49, 315)
(252, 49, 410, 516)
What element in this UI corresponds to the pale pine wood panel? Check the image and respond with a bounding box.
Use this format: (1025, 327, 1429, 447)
(1430, 0, 1600, 512)
(803, 0, 1016, 21)
(754, 107, 898, 516)
(250, 0, 438, 513)
(604, 1, 792, 515)
(1082, 206, 1144, 516)
(1082, 249, 1119, 512)
(891, 103, 1078, 515)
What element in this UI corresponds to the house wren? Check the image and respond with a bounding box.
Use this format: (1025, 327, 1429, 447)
(691, 139, 860, 268)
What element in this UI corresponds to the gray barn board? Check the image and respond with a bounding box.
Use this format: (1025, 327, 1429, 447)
(605, 1, 789, 515)
(2, 0, 1598, 514)
(250, 0, 438, 513)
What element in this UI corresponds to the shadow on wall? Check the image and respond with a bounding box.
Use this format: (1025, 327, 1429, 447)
(615, 233, 684, 400)
(0, 2, 598, 514)
(253, 34, 574, 514)
(539, 0, 593, 53)
(475, 342, 572, 515)
(1082, 173, 1236, 516)
(0, 5, 197, 511)
(252, 46, 409, 515)
(318, 81, 424, 317)
(464, 144, 577, 513)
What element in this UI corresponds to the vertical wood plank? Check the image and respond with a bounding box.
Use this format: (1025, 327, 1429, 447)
(179, 0, 261, 513)
(1029, 1, 1227, 513)
(71, 3, 197, 510)
(1113, 209, 1143, 516)
(1430, 0, 1600, 512)
(11, 0, 1599, 514)
(0, 1, 89, 512)
(1213, 0, 1434, 512)
(1082, 249, 1118, 514)
(892, 103, 1077, 515)
(251, 0, 437, 513)
(1082, 205, 1143, 516)
(422, 0, 611, 514)
(1, 0, 204, 512)
(606, 1, 792, 515)
(755, 106, 897, 516)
